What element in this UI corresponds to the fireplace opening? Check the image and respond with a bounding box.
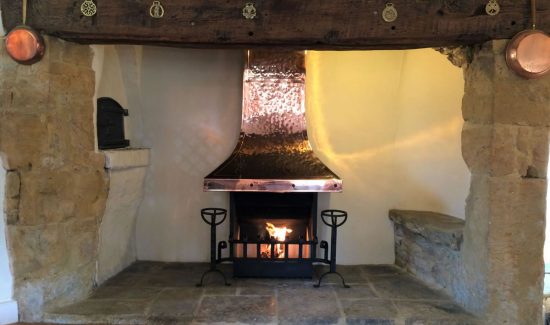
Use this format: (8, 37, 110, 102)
(230, 192, 318, 278)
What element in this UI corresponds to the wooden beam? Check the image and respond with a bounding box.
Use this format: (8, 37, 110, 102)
(1, 0, 549, 49)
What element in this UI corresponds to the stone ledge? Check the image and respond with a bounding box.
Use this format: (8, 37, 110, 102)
(103, 148, 150, 170)
(389, 210, 464, 251)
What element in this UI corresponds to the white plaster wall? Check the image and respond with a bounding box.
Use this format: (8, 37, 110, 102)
(307, 50, 468, 263)
(392, 50, 467, 216)
(134, 48, 242, 261)
(0, 9, 4, 35)
(95, 47, 468, 264)
(96, 149, 150, 284)
(92, 46, 151, 282)
(0, 169, 18, 324)
(545, 146, 550, 266)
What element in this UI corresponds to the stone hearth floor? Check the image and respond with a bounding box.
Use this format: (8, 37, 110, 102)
(44, 262, 478, 325)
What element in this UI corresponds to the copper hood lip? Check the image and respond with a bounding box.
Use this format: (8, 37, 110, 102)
(203, 50, 342, 193)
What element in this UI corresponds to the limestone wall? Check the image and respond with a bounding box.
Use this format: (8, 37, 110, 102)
(460, 40, 549, 324)
(0, 37, 108, 321)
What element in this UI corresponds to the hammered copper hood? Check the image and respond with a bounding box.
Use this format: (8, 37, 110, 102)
(204, 50, 342, 193)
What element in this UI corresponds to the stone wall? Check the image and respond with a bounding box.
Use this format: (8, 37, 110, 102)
(460, 40, 549, 324)
(0, 37, 108, 321)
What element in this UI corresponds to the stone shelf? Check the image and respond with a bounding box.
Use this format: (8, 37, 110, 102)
(389, 210, 464, 251)
(389, 209, 466, 305)
(103, 148, 151, 170)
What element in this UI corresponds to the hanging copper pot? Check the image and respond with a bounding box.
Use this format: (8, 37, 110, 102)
(5, 25, 45, 65)
(505, 0, 550, 79)
(4, 0, 45, 65)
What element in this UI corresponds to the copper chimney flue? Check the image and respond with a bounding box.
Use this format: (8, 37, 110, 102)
(203, 50, 342, 193)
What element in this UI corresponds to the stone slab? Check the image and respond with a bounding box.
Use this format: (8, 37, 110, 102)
(360, 265, 404, 277)
(369, 274, 449, 301)
(147, 287, 202, 320)
(277, 286, 341, 325)
(194, 295, 277, 324)
(395, 300, 479, 325)
(389, 210, 464, 250)
(341, 299, 397, 325)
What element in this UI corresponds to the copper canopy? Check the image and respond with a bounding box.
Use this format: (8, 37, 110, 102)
(204, 50, 342, 193)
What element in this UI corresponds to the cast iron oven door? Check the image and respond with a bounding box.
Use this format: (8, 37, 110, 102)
(97, 97, 130, 150)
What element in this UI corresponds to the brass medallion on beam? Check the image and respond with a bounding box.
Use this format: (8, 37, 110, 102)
(150, 1, 165, 18)
(80, 0, 97, 17)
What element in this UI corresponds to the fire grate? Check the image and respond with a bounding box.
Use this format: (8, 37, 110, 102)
(197, 203, 349, 288)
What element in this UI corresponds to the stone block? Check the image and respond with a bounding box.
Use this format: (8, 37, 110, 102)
(4, 170, 21, 224)
(463, 40, 550, 128)
(15, 279, 46, 322)
(13, 251, 97, 322)
(7, 224, 68, 277)
(17, 170, 100, 225)
(60, 42, 94, 68)
(65, 218, 98, 269)
(44, 199, 75, 223)
(493, 82, 550, 126)
(9, 74, 51, 112)
(462, 55, 495, 124)
(489, 125, 521, 177)
(461, 123, 491, 174)
(518, 126, 549, 178)
(462, 123, 549, 178)
(4, 171, 20, 196)
(0, 112, 49, 169)
(49, 61, 84, 78)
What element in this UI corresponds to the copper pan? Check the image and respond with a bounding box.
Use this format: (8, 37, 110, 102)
(4, 0, 45, 65)
(5, 25, 45, 65)
(505, 0, 550, 79)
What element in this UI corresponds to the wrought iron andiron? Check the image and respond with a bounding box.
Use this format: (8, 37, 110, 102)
(314, 209, 350, 288)
(197, 208, 231, 287)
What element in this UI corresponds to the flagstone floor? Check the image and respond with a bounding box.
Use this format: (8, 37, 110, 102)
(44, 262, 478, 325)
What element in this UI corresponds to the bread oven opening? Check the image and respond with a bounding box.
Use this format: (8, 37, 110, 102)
(230, 192, 318, 278)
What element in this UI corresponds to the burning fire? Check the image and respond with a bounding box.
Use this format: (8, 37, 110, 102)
(264, 222, 292, 258)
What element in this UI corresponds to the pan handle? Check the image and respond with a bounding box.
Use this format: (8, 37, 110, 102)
(531, 0, 537, 30)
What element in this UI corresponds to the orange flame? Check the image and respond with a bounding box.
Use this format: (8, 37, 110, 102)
(264, 223, 292, 258)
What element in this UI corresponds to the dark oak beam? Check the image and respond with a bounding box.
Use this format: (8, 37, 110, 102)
(1, 0, 549, 49)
